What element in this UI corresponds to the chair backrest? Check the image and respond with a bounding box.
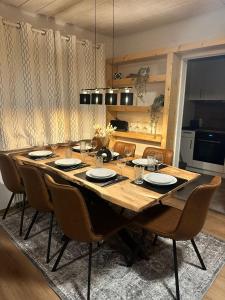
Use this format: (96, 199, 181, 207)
(44, 174, 98, 242)
(142, 147, 173, 165)
(0, 154, 24, 193)
(18, 164, 53, 212)
(174, 176, 221, 240)
(113, 141, 136, 157)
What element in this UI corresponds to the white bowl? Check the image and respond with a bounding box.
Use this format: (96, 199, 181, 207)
(86, 168, 116, 179)
(132, 158, 148, 166)
(28, 150, 52, 157)
(72, 145, 92, 150)
(143, 173, 177, 186)
(54, 158, 81, 167)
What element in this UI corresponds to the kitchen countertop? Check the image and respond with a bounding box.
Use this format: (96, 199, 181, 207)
(182, 127, 225, 134)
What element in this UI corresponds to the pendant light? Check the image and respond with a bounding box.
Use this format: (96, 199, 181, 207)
(91, 89, 103, 104)
(80, 90, 91, 104)
(105, 0, 117, 105)
(80, 0, 103, 104)
(80, 0, 133, 105)
(120, 87, 133, 105)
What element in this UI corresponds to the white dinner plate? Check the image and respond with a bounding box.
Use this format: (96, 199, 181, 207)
(132, 158, 148, 166)
(72, 145, 92, 151)
(143, 173, 177, 186)
(54, 158, 81, 167)
(86, 168, 116, 179)
(28, 150, 52, 157)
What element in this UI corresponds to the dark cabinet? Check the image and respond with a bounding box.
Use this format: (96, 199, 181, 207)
(186, 55, 225, 101)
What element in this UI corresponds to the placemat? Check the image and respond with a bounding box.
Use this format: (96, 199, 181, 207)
(131, 176, 188, 194)
(45, 161, 90, 172)
(23, 154, 59, 161)
(74, 171, 129, 187)
(126, 160, 167, 171)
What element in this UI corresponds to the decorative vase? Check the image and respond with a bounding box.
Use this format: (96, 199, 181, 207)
(93, 136, 110, 150)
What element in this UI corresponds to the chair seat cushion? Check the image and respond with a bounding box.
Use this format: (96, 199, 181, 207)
(134, 204, 182, 238)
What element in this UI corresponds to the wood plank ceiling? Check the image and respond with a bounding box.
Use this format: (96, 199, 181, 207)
(1, 0, 225, 36)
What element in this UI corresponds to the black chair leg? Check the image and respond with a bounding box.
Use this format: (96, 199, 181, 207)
(24, 210, 39, 240)
(46, 212, 54, 263)
(19, 194, 26, 236)
(87, 243, 92, 300)
(2, 193, 15, 220)
(52, 237, 70, 272)
(173, 240, 180, 300)
(152, 234, 158, 245)
(191, 239, 206, 270)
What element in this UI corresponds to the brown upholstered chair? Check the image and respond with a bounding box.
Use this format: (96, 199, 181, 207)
(0, 154, 26, 236)
(45, 174, 129, 300)
(133, 176, 221, 300)
(113, 141, 136, 157)
(18, 164, 54, 263)
(142, 147, 173, 165)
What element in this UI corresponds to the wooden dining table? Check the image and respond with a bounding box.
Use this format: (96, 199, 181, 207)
(14, 147, 200, 213)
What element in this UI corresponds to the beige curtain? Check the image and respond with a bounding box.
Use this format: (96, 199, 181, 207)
(0, 18, 106, 151)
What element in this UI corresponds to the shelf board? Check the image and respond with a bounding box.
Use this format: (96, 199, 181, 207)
(106, 48, 168, 65)
(107, 105, 150, 113)
(112, 131, 162, 143)
(109, 74, 166, 88)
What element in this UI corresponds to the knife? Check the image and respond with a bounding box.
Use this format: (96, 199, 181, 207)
(100, 176, 125, 187)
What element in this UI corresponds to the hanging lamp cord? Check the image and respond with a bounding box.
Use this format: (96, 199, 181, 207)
(112, 0, 115, 89)
(94, 0, 97, 89)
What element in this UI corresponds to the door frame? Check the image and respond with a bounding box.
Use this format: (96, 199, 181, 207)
(173, 48, 225, 167)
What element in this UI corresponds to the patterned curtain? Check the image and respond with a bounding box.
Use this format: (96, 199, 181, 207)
(0, 18, 106, 151)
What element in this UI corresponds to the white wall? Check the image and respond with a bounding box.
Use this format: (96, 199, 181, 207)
(115, 8, 225, 56)
(0, 2, 112, 57)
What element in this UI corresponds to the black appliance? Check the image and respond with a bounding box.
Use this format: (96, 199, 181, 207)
(110, 120, 128, 131)
(193, 131, 225, 165)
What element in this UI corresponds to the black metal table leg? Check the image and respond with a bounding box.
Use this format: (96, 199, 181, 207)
(152, 234, 158, 245)
(2, 193, 15, 220)
(191, 239, 206, 270)
(173, 240, 180, 300)
(127, 229, 148, 267)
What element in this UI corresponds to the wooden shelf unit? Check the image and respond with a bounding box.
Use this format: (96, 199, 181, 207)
(107, 74, 166, 88)
(106, 37, 225, 150)
(107, 105, 150, 113)
(112, 131, 162, 143)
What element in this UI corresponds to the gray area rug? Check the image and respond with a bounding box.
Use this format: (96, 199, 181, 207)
(176, 174, 225, 214)
(1, 207, 225, 300)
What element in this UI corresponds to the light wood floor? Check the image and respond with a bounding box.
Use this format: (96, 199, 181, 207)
(0, 198, 224, 300)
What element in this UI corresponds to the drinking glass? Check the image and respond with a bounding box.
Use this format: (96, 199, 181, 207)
(80, 140, 86, 153)
(155, 153, 164, 171)
(81, 151, 88, 162)
(50, 143, 58, 155)
(36, 141, 45, 149)
(65, 147, 72, 158)
(95, 156, 103, 168)
(134, 165, 144, 184)
(91, 139, 98, 150)
(147, 155, 156, 171)
(124, 147, 132, 159)
(117, 158, 126, 175)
